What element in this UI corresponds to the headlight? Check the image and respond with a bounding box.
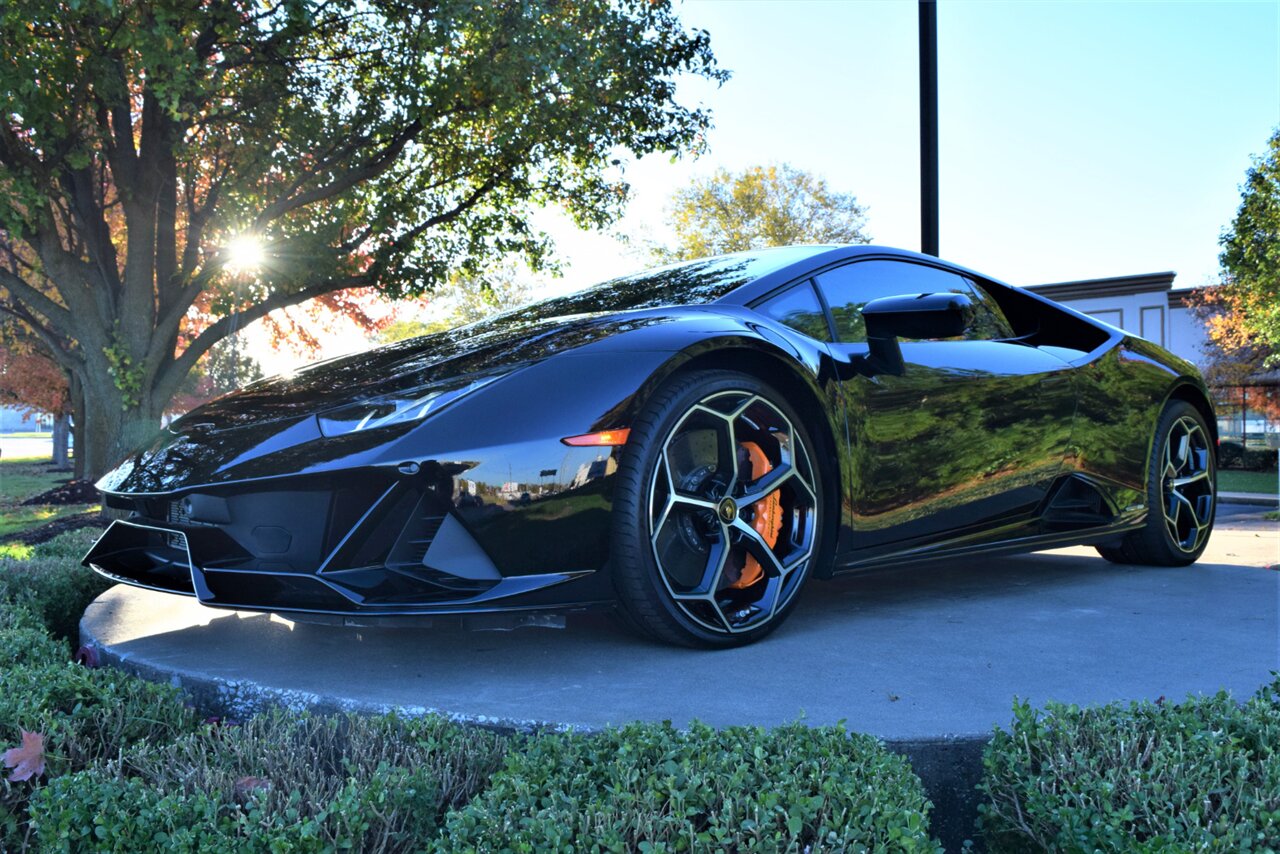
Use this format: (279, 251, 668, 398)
(316, 374, 504, 438)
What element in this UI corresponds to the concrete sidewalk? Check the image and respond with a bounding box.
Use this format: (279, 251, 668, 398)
(82, 518, 1280, 738)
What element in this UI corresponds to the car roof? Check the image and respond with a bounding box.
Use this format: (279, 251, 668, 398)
(713, 244, 1004, 305)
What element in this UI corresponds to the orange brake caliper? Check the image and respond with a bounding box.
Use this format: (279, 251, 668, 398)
(727, 441, 783, 590)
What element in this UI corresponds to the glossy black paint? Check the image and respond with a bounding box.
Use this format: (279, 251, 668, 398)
(85, 245, 1215, 622)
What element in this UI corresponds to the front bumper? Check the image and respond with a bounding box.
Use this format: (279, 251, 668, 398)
(83, 464, 610, 619)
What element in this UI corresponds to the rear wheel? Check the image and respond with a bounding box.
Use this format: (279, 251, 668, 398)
(611, 370, 824, 647)
(1096, 400, 1215, 566)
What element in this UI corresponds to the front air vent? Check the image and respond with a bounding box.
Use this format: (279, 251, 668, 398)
(396, 514, 447, 566)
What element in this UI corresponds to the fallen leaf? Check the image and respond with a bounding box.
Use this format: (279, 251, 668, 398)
(234, 776, 271, 799)
(3, 731, 46, 782)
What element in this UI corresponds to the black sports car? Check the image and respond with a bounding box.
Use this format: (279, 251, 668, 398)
(86, 245, 1217, 647)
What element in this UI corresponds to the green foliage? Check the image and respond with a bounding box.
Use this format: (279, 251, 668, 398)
(0, 603, 66, 668)
(29, 712, 509, 853)
(656, 164, 870, 262)
(978, 681, 1280, 852)
(1220, 129, 1280, 353)
(0, 529, 111, 647)
(0, 0, 726, 478)
(1241, 448, 1279, 472)
(444, 720, 941, 852)
(102, 333, 145, 409)
(0, 639, 200, 849)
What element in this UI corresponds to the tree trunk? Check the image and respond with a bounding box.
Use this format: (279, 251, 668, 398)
(70, 374, 86, 481)
(78, 375, 164, 482)
(51, 412, 71, 470)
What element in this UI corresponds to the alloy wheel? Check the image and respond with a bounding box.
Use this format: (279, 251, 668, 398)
(647, 390, 818, 634)
(1160, 415, 1214, 553)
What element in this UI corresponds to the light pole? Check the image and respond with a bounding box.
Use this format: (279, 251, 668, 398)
(919, 0, 939, 257)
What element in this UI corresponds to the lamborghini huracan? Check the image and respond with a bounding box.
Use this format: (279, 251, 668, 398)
(86, 245, 1217, 647)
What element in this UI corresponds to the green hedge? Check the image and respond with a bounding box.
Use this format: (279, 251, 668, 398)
(444, 720, 941, 853)
(0, 603, 66, 667)
(29, 712, 510, 853)
(0, 529, 111, 648)
(978, 680, 1280, 852)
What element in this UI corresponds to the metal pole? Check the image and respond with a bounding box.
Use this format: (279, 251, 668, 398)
(919, 0, 939, 257)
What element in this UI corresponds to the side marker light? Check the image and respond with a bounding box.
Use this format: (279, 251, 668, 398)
(561, 428, 631, 447)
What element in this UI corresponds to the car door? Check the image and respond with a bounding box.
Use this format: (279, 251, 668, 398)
(816, 259, 1077, 551)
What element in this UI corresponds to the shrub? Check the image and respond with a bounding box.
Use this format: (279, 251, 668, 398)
(443, 720, 941, 852)
(978, 679, 1280, 852)
(0, 658, 201, 850)
(1217, 440, 1244, 469)
(0, 603, 67, 667)
(1241, 447, 1278, 471)
(29, 711, 510, 853)
(0, 529, 111, 647)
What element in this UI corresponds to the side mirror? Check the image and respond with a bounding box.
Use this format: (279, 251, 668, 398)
(859, 292, 972, 376)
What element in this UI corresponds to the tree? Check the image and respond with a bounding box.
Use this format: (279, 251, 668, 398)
(1219, 128, 1280, 354)
(0, 316, 74, 468)
(654, 164, 870, 262)
(1186, 285, 1280, 440)
(0, 0, 725, 478)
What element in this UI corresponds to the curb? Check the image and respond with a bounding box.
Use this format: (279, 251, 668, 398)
(1220, 492, 1279, 508)
(81, 611, 993, 852)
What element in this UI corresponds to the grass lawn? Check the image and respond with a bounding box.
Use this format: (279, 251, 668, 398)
(0, 458, 99, 538)
(1218, 469, 1279, 495)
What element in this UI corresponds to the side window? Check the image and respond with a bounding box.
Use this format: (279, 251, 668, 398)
(754, 280, 831, 342)
(814, 260, 1012, 343)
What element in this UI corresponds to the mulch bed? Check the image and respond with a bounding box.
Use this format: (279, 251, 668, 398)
(20, 479, 101, 506)
(0, 512, 108, 547)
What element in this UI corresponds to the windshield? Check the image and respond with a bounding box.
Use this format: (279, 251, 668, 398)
(496, 246, 833, 323)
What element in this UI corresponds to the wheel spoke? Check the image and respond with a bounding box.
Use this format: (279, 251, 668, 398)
(670, 493, 719, 512)
(739, 465, 794, 507)
(1171, 472, 1208, 489)
(730, 517, 787, 579)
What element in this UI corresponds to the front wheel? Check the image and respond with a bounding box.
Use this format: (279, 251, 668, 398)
(611, 370, 825, 648)
(1096, 400, 1216, 566)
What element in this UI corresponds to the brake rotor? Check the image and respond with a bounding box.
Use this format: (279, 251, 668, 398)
(725, 440, 783, 590)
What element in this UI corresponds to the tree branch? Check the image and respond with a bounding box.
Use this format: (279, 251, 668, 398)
(254, 119, 422, 226)
(0, 268, 75, 332)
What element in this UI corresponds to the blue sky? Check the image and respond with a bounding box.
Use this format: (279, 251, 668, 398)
(262, 0, 1279, 367)
(541, 0, 1280, 292)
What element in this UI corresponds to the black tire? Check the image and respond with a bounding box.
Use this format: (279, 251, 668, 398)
(1096, 400, 1216, 566)
(611, 369, 826, 648)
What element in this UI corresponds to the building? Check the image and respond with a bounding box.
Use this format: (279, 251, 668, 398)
(1026, 273, 1279, 442)
(1025, 272, 1206, 368)
(0, 405, 50, 433)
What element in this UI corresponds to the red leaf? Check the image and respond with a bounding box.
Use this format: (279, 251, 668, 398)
(234, 775, 271, 799)
(3, 731, 46, 782)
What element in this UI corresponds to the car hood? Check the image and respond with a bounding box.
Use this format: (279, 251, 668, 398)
(169, 310, 652, 434)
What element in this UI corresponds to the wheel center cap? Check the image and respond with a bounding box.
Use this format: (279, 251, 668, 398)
(717, 497, 738, 524)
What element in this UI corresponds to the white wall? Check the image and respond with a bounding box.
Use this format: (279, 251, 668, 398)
(1049, 292, 1208, 368)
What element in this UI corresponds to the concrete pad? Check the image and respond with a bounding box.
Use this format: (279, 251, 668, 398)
(82, 517, 1280, 738)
